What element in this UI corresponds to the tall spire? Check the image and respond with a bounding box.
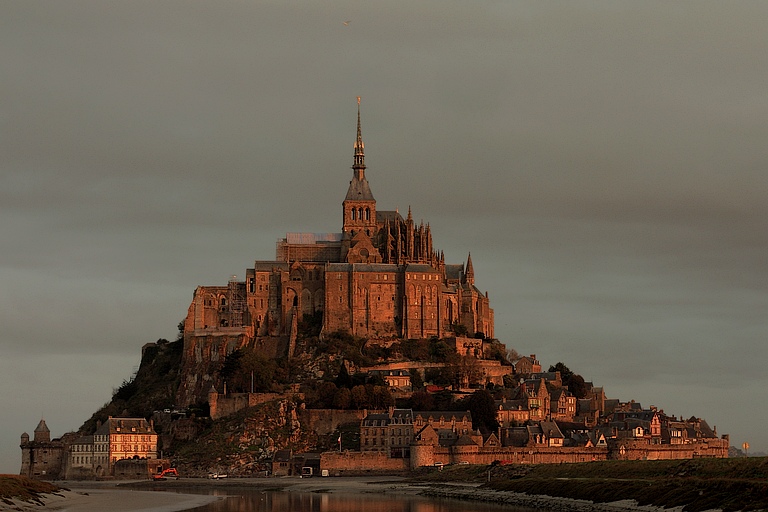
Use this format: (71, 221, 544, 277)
(465, 253, 475, 286)
(343, 97, 375, 234)
(353, 96, 366, 179)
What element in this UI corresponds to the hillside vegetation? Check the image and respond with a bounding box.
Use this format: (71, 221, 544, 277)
(79, 338, 184, 433)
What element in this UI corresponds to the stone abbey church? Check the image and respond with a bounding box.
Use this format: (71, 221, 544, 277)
(182, 101, 493, 377)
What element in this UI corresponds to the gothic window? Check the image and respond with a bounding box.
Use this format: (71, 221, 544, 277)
(365, 208, 370, 220)
(351, 208, 356, 220)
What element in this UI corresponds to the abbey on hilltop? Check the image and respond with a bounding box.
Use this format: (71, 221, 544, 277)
(182, 100, 493, 355)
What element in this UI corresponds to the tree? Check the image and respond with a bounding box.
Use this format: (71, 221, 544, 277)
(453, 355, 482, 387)
(409, 390, 434, 410)
(568, 374, 589, 399)
(316, 381, 339, 408)
(467, 389, 499, 435)
(334, 362, 353, 389)
(432, 389, 455, 411)
(333, 387, 352, 409)
(428, 339, 451, 362)
(452, 323, 469, 336)
(368, 385, 394, 409)
(502, 373, 519, 390)
(506, 348, 521, 364)
(548, 362, 588, 399)
(548, 362, 574, 380)
(409, 368, 424, 390)
(351, 385, 368, 409)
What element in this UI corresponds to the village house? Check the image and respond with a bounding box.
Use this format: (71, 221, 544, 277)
(514, 354, 542, 375)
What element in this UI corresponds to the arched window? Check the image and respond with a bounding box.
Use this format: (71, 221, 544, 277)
(358, 207, 363, 220)
(365, 208, 370, 220)
(351, 208, 356, 220)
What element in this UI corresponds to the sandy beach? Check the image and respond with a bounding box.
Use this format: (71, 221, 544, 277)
(0, 486, 222, 512)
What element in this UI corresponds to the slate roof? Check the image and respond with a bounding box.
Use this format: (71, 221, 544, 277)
(254, 261, 289, 271)
(273, 449, 292, 462)
(345, 175, 375, 201)
(529, 372, 561, 383)
(414, 411, 472, 422)
(405, 264, 439, 273)
(376, 210, 404, 224)
(72, 435, 94, 446)
(444, 264, 464, 280)
(540, 421, 565, 439)
(94, 417, 155, 435)
(361, 413, 390, 427)
(497, 399, 528, 411)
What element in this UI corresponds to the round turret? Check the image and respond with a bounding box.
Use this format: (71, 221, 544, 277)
(410, 439, 435, 470)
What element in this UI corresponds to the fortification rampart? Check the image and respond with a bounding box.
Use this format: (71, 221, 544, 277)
(299, 409, 368, 436)
(410, 444, 609, 468)
(608, 437, 729, 460)
(320, 451, 409, 474)
(210, 392, 285, 420)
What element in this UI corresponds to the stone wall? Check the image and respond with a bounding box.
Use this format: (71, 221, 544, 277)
(320, 451, 409, 474)
(210, 392, 285, 420)
(608, 437, 729, 460)
(113, 459, 153, 480)
(299, 409, 367, 436)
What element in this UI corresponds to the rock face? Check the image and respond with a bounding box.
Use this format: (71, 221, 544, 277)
(174, 398, 319, 477)
(176, 333, 285, 406)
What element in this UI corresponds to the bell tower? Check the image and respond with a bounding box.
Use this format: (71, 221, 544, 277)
(342, 97, 377, 236)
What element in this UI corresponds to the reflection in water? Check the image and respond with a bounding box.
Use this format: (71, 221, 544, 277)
(191, 490, 541, 512)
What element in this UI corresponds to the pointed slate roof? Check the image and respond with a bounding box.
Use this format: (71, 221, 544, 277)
(34, 419, 50, 434)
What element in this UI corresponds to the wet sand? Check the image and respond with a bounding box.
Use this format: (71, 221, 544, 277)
(0, 486, 222, 512)
(0, 477, 410, 512)
(0, 476, 690, 512)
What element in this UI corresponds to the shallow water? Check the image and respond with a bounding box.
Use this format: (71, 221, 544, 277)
(186, 489, 542, 512)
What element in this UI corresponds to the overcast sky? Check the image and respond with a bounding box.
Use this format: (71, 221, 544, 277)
(2, 1, 767, 472)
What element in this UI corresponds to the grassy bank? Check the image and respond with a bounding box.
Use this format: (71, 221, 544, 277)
(0, 475, 60, 505)
(414, 458, 768, 512)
